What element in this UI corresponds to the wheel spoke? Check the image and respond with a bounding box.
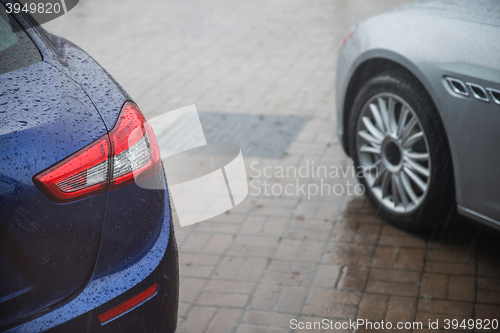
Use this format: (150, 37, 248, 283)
(403, 131, 424, 148)
(404, 151, 429, 161)
(378, 97, 391, 134)
(369, 103, 385, 132)
(404, 156, 430, 177)
(388, 98, 397, 135)
(362, 116, 384, 140)
(381, 170, 391, 198)
(399, 116, 417, 141)
(358, 130, 382, 146)
(397, 107, 409, 137)
(391, 173, 399, 206)
(360, 145, 381, 154)
(373, 164, 387, 186)
(403, 166, 427, 192)
(394, 172, 409, 207)
(400, 171, 419, 204)
(363, 158, 382, 174)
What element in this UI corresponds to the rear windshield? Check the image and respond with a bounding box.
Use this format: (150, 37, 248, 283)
(0, 4, 42, 75)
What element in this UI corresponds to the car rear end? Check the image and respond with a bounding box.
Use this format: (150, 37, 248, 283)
(0, 1, 178, 332)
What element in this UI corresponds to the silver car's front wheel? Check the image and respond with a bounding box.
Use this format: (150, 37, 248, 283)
(356, 93, 431, 213)
(348, 72, 455, 232)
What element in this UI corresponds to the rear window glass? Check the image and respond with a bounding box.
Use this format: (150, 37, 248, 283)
(0, 4, 42, 75)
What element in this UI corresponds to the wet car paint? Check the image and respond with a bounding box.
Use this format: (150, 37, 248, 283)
(5, 187, 172, 332)
(0, 60, 109, 327)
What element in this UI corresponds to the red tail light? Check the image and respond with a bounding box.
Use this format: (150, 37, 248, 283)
(33, 102, 162, 203)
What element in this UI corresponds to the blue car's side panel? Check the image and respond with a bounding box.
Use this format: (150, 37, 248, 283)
(0, 61, 108, 327)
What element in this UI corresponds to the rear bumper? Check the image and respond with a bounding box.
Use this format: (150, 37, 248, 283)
(6, 206, 178, 333)
(49, 221, 179, 333)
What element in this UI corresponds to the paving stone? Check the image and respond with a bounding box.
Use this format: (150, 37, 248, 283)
(369, 268, 421, 284)
(417, 299, 474, 316)
(478, 277, 500, 292)
(385, 296, 417, 323)
(312, 264, 341, 289)
(358, 294, 390, 321)
(365, 280, 419, 297)
(420, 273, 449, 299)
(322, 243, 375, 267)
(177, 306, 217, 333)
(180, 278, 207, 303)
(179, 264, 215, 278)
(378, 235, 427, 248)
(355, 223, 382, 245)
(372, 247, 399, 269)
(179, 253, 221, 266)
(241, 310, 292, 328)
(448, 276, 476, 302)
(227, 244, 276, 258)
(474, 304, 500, 319)
(284, 220, 332, 241)
(236, 325, 289, 333)
(249, 285, 283, 310)
(275, 287, 309, 313)
(476, 290, 500, 305)
(302, 288, 359, 319)
(197, 293, 249, 307)
(182, 233, 211, 252)
(397, 248, 425, 271)
(338, 266, 369, 291)
(204, 280, 256, 294)
(424, 262, 476, 275)
(206, 309, 243, 333)
(204, 234, 234, 254)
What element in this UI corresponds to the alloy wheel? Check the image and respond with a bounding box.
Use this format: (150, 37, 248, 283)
(356, 93, 431, 213)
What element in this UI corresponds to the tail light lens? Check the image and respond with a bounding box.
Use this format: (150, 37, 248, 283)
(33, 102, 162, 203)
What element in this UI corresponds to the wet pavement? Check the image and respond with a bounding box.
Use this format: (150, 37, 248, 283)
(44, 0, 500, 331)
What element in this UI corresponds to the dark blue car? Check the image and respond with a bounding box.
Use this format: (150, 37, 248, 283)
(0, 1, 179, 332)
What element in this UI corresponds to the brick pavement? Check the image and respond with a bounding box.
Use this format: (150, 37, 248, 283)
(44, 0, 500, 332)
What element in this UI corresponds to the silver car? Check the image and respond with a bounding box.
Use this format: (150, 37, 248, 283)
(337, 0, 500, 231)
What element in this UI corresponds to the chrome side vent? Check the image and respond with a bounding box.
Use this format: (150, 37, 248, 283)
(467, 83, 489, 102)
(446, 77, 468, 96)
(445, 76, 500, 107)
(487, 88, 500, 105)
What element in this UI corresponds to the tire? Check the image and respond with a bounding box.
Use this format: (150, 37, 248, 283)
(348, 71, 455, 232)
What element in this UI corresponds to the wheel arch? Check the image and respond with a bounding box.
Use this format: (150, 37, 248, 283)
(342, 57, 444, 156)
